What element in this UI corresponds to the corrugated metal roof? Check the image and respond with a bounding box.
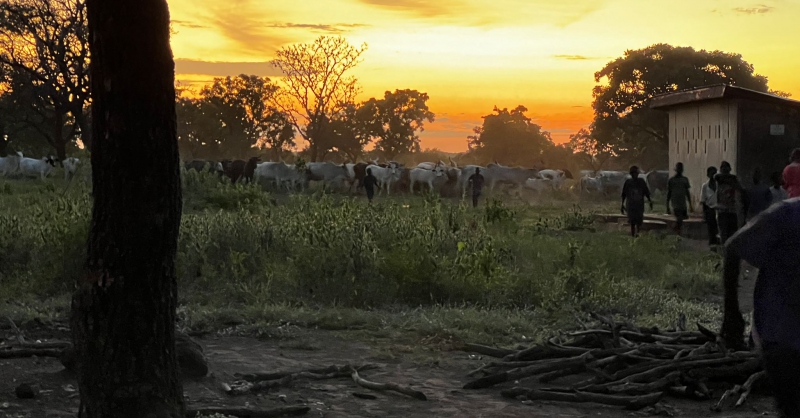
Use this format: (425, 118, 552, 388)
(650, 84, 800, 109)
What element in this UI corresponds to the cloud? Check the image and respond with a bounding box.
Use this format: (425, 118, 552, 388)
(553, 54, 606, 61)
(203, 2, 294, 55)
(732, 4, 774, 14)
(174, 59, 284, 77)
(265, 22, 371, 33)
(356, 0, 468, 18)
(171, 19, 208, 29)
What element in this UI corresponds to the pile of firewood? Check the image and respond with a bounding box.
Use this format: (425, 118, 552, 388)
(462, 314, 765, 412)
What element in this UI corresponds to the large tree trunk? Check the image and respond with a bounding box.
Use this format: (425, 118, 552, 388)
(71, 0, 184, 417)
(75, 109, 92, 150)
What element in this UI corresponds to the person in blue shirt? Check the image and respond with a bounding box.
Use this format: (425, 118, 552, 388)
(721, 198, 800, 417)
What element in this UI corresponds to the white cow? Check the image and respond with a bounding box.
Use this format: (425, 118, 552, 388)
(254, 162, 305, 191)
(19, 155, 57, 179)
(409, 163, 447, 193)
(62, 157, 80, 180)
(366, 162, 402, 195)
(0, 153, 21, 176)
(525, 178, 554, 194)
(538, 169, 574, 190)
(307, 162, 350, 190)
(415, 160, 446, 171)
(580, 176, 603, 194)
(484, 163, 539, 193)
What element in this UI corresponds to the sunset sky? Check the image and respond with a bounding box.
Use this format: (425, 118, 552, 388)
(167, 0, 800, 152)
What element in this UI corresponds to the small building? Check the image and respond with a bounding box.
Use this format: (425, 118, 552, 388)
(651, 84, 800, 205)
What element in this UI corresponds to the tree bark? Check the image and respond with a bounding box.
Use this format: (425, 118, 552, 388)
(75, 109, 92, 151)
(54, 109, 67, 162)
(71, 0, 184, 417)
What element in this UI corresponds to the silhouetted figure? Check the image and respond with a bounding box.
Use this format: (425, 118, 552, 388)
(700, 166, 719, 246)
(621, 166, 652, 237)
(468, 168, 485, 208)
(782, 148, 800, 198)
(715, 161, 744, 244)
(667, 162, 693, 236)
(363, 168, 378, 203)
(745, 168, 772, 221)
(721, 199, 800, 418)
(770, 171, 788, 202)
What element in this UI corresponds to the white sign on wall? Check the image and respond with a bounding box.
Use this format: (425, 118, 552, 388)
(770, 124, 785, 135)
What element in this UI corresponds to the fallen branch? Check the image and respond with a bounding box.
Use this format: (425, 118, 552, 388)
(463, 343, 517, 358)
(735, 371, 766, 407)
(0, 347, 64, 359)
(236, 364, 378, 382)
(186, 406, 310, 418)
(464, 353, 592, 390)
(501, 387, 662, 410)
(349, 367, 427, 400)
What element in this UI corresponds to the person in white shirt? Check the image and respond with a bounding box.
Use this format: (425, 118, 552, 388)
(700, 166, 719, 246)
(770, 171, 789, 203)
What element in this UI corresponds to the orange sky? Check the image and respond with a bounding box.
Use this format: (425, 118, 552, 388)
(167, 0, 800, 152)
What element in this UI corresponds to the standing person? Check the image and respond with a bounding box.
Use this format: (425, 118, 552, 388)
(363, 168, 378, 204)
(621, 166, 653, 238)
(721, 199, 800, 417)
(745, 167, 773, 221)
(467, 168, 485, 208)
(700, 166, 720, 246)
(666, 162, 693, 236)
(770, 171, 789, 202)
(783, 148, 800, 198)
(715, 161, 745, 244)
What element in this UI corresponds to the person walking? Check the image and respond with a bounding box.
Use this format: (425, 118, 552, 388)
(363, 168, 378, 204)
(666, 162, 693, 236)
(745, 168, 772, 221)
(721, 198, 800, 417)
(700, 166, 720, 246)
(621, 166, 653, 238)
(770, 171, 789, 202)
(783, 148, 800, 198)
(715, 161, 745, 244)
(467, 168, 485, 208)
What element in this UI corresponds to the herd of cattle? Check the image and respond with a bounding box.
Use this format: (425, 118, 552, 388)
(184, 157, 670, 198)
(0, 152, 81, 180)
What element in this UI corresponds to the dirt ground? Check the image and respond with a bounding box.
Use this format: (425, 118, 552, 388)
(0, 326, 777, 418)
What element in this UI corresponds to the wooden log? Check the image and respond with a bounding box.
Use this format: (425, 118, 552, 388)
(0, 341, 71, 350)
(0, 348, 64, 359)
(735, 371, 766, 407)
(501, 387, 662, 410)
(597, 356, 753, 389)
(237, 364, 378, 382)
(464, 353, 592, 390)
(686, 357, 761, 381)
(711, 384, 741, 412)
(350, 368, 427, 400)
(186, 406, 310, 418)
(604, 371, 682, 395)
(463, 343, 517, 358)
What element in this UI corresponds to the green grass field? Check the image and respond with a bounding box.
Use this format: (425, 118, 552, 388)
(0, 169, 721, 346)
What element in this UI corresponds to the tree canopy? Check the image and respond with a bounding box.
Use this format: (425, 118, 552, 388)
(371, 89, 435, 160)
(467, 105, 553, 167)
(591, 43, 779, 167)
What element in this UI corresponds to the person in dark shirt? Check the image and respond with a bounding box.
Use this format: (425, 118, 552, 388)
(745, 167, 772, 221)
(715, 161, 745, 244)
(770, 171, 789, 202)
(700, 166, 719, 247)
(666, 162, 693, 236)
(363, 168, 378, 203)
(721, 199, 800, 417)
(621, 166, 653, 237)
(467, 168, 485, 208)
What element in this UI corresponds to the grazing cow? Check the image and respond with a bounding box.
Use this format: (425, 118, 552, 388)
(0, 153, 21, 176)
(185, 159, 224, 175)
(242, 157, 261, 183)
(254, 161, 305, 191)
(646, 170, 669, 193)
(409, 163, 447, 193)
(19, 155, 57, 179)
(580, 176, 603, 194)
(366, 162, 402, 195)
(224, 160, 246, 183)
(345, 162, 369, 193)
(62, 157, 80, 180)
(579, 169, 596, 178)
(415, 160, 446, 171)
(307, 162, 350, 190)
(525, 178, 554, 194)
(483, 163, 539, 193)
(538, 169, 574, 190)
(596, 170, 628, 195)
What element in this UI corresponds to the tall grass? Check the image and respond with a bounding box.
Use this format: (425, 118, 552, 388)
(0, 171, 722, 336)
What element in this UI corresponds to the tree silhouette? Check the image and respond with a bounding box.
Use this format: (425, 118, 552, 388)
(0, 0, 91, 159)
(271, 36, 366, 161)
(371, 89, 435, 160)
(593, 44, 775, 164)
(567, 128, 615, 173)
(71, 0, 184, 415)
(467, 105, 553, 166)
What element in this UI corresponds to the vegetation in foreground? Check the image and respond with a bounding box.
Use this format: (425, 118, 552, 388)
(0, 171, 721, 346)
